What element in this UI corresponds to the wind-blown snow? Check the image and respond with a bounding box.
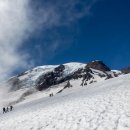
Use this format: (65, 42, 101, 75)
(0, 74, 130, 130)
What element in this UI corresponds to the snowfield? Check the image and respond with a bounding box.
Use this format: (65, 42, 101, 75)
(0, 74, 130, 130)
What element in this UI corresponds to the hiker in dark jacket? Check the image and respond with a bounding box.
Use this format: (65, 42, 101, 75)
(10, 106, 13, 111)
(6, 107, 9, 112)
(3, 107, 6, 114)
(49, 93, 53, 97)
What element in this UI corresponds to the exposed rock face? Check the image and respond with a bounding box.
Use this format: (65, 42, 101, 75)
(121, 68, 130, 74)
(36, 62, 113, 91)
(36, 65, 66, 91)
(81, 68, 94, 86)
(54, 65, 65, 72)
(86, 61, 111, 72)
(57, 81, 72, 94)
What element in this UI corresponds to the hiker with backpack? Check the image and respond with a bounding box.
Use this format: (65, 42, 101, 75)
(6, 107, 9, 112)
(3, 107, 6, 114)
(10, 106, 13, 111)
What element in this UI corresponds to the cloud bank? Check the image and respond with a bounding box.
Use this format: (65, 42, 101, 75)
(0, 0, 97, 81)
(0, 0, 32, 80)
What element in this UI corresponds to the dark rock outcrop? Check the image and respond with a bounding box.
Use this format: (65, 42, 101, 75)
(57, 81, 72, 94)
(54, 64, 65, 72)
(36, 65, 66, 91)
(36, 62, 115, 91)
(86, 61, 111, 72)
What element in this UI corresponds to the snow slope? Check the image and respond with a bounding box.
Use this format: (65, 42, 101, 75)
(0, 74, 130, 130)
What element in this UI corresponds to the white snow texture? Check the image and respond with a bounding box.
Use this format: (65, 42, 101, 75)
(0, 73, 130, 130)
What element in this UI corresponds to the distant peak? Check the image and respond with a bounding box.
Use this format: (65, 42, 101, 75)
(121, 67, 130, 74)
(86, 60, 111, 72)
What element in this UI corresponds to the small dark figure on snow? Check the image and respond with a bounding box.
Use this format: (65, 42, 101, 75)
(49, 93, 53, 97)
(10, 106, 13, 111)
(3, 107, 6, 114)
(6, 107, 9, 112)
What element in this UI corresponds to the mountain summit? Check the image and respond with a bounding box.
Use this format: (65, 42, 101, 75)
(86, 60, 111, 72)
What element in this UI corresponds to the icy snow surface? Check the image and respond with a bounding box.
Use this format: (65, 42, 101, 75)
(0, 74, 130, 130)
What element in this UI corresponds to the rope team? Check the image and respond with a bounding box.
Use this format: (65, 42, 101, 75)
(3, 106, 13, 114)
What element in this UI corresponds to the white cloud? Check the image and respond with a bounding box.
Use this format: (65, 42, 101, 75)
(0, 0, 97, 81)
(0, 0, 32, 81)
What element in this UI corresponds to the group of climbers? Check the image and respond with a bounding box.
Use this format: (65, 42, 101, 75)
(3, 106, 13, 114)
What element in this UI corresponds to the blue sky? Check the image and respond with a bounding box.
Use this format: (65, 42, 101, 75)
(0, 0, 129, 79)
(21, 0, 130, 70)
(13, 0, 130, 74)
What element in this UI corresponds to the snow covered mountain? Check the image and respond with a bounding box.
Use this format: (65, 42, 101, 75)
(0, 61, 128, 107)
(2, 60, 127, 106)
(0, 70, 130, 130)
(7, 60, 121, 91)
